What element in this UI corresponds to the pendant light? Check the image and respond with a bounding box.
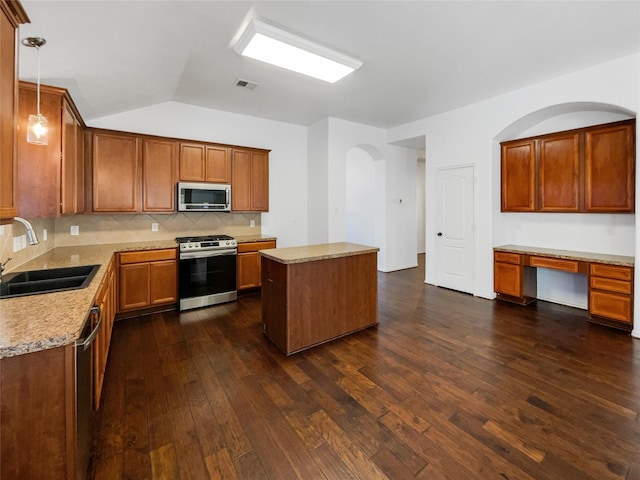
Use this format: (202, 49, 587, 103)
(22, 37, 48, 146)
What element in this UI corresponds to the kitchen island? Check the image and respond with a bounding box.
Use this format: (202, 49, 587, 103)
(260, 242, 379, 355)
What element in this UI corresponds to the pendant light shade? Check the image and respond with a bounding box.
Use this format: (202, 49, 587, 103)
(22, 37, 48, 146)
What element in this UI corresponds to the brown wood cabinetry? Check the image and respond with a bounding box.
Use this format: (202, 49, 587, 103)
(262, 249, 378, 355)
(493, 251, 536, 304)
(92, 131, 141, 212)
(585, 122, 635, 212)
(501, 139, 536, 211)
(179, 142, 230, 183)
(0, 1, 28, 223)
(501, 120, 635, 213)
(118, 248, 177, 312)
(589, 263, 633, 326)
(92, 257, 116, 410)
(538, 132, 580, 212)
(0, 344, 77, 479)
(232, 148, 269, 211)
(17, 82, 85, 217)
(237, 240, 276, 290)
(494, 247, 634, 331)
(143, 138, 177, 211)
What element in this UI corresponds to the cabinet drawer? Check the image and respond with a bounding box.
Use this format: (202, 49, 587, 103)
(119, 248, 177, 264)
(590, 276, 632, 294)
(590, 263, 632, 281)
(529, 256, 579, 272)
(238, 240, 277, 253)
(589, 291, 632, 323)
(494, 252, 521, 265)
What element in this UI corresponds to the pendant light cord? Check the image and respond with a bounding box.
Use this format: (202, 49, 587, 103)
(36, 45, 41, 116)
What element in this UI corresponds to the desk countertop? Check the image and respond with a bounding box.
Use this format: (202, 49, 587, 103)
(494, 245, 634, 267)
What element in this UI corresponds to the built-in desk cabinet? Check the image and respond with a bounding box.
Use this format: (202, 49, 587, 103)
(494, 248, 634, 331)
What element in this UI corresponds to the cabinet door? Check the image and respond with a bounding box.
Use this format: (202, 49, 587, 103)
(237, 251, 260, 290)
(0, 6, 20, 221)
(143, 138, 177, 212)
(205, 145, 231, 183)
(251, 150, 269, 211)
(61, 100, 78, 214)
(76, 124, 86, 213)
(539, 133, 580, 212)
(149, 259, 177, 305)
(16, 86, 62, 218)
(501, 139, 536, 212)
(494, 262, 523, 298)
(585, 122, 635, 212)
(231, 149, 252, 211)
(179, 143, 205, 181)
(119, 263, 150, 310)
(93, 132, 141, 212)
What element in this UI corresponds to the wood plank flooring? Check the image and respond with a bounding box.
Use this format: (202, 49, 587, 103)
(90, 255, 640, 479)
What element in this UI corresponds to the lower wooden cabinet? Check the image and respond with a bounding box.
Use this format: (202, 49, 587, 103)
(588, 263, 633, 326)
(118, 248, 178, 312)
(493, 251, 536, 305)
(237, 240, 276, 291)
(92, 257, 116, 410)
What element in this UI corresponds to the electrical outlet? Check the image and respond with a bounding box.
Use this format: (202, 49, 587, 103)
(70, 226, 79, 236)
(151, 222, 158, 232)
(250, 220, 255, 228)
(20, 235, 26, 249)
(43, 229, 48, 241)
(13, 236, 22, 252)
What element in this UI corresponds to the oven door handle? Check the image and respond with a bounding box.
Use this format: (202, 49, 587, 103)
(180, 248, 237, 260)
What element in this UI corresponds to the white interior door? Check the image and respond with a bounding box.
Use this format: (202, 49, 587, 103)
(435, 165, 475, 294)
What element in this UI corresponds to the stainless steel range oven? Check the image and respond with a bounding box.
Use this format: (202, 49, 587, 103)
(176, 235, 237, 311)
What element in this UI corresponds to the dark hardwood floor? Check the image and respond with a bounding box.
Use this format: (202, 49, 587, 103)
(90, 255, 640, 479)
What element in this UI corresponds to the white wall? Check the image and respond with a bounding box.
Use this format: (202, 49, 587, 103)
(416, 158, 426, 255)
(387, 53, 639, 327)
(89, 102, 308, 248)
(307, 119, 329, 245)
(326, 118, 417, 272)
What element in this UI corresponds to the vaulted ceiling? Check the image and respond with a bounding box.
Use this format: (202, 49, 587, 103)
(18, 1, 640, 129)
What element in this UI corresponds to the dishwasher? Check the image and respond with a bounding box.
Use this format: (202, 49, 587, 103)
(76, 306, 101, 480)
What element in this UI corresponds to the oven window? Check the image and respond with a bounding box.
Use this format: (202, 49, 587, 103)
(179, 254, 237, 299)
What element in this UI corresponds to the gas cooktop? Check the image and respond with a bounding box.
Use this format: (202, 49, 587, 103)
(175, 234, 234, 243)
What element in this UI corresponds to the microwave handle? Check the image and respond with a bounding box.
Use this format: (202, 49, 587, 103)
(226, 188, 230, 208)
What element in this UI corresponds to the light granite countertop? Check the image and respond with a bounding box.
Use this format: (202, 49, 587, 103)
(494, 244, 635, 267)
(0, 240, 178, 359)
(235, 234, 278, 243)
(260, 242, 379, 264)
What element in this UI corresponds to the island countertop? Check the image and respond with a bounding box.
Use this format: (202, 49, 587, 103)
(259, 242, 380, 265)
(0, 240, 178, 359)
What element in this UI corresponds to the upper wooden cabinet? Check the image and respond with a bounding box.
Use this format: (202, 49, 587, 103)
(585, 122, 635, 212)
(539, 132, 580, 212)
(232, 148, 269, 212)
(501, 139, 536, 211)
(0, 1, 29, 223)
(17, 82, 85, 217)
(501, 119, 635, 213)
(143, 138, 177, 212)
(92, 131, 141, 212)
(179, 142, 230, 183)
(92, 131, 177, 213)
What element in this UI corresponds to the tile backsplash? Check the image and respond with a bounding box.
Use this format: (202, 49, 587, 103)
(1, 212, 261, 272)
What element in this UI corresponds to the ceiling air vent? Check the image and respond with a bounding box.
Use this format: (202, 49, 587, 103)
(235, 79, 260, 90)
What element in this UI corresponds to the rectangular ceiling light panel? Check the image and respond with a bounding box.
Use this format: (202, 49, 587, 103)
(234, 19, 362, 83)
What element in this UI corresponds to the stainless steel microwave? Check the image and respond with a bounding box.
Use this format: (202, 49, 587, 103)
(177, 182, 231, 212)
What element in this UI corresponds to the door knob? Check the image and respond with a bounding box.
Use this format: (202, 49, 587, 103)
(437, 232, 443, 237)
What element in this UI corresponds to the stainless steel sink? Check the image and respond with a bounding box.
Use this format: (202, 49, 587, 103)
(0, 264, 100, 299)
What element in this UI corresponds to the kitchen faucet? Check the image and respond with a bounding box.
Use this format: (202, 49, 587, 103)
(0, 257, 12, 284)
(13, 217, 39, 245)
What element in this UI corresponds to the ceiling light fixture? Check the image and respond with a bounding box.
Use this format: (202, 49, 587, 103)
(22, 36, 48, 145)
(234, 19, 362, 83)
